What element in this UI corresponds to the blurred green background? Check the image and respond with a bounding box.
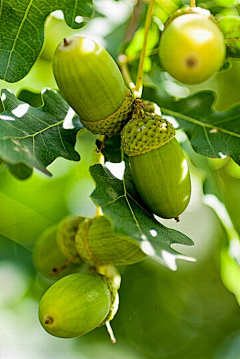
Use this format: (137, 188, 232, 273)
(1, 0, 240, 358)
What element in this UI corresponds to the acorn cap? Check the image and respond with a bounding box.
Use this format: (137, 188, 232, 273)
(56, 215, 85, 265)
(80, 87, 134, 137)
(121, 112, 175, 156)
(74, 217, 96, 266)
(142, 100, 160, 114)
(86, 266, 120, 323)
(99, 275, 119, 324)
(75, 215, 147, 267)
(165, 6, 219, 28)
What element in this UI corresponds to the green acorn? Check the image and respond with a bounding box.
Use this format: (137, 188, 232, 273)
(53, 36, 134, 137)
(32, 225, 80, 280)
(121, 108, 191, 220)
(38, 272, 119, 339)
(56, 215, 85, 265)
(159, 7, 226, 85)
(75, 216, 147, 267)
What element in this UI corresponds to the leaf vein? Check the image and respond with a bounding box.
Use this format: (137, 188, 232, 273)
(162, 107, 240, 139)
(58, 125, 69, 155)
(3, 0, 34, 80)
(203, 127, 216, 156)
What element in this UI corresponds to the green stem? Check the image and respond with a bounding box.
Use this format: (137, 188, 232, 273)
(118, 55, 140, 98)
(97, 135, 105, 163)
(135, 0, 155, 97)
(118, 0, 145, 98)
(95, 135, 105, 217)
(190, 0, 196, 7)
(118, 47, 159, 94)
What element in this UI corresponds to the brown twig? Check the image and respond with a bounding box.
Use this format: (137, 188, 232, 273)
(123, 0, 146, 44)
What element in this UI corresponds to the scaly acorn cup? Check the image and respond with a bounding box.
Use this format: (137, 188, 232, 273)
(38, 272, 119, 339)
(87, 264, 121, 292)
(56, 215, 85, 265)
(32, 225, 81, 280)
(53, 36, 134, 137)
(121, 108, 191, 220)
(86, 266, 120, 326)
(75, 216, 147, 267)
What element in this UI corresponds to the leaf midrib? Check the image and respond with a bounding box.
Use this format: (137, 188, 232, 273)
(2, 119, 64, 141)
(162, 107, 240, 139)
(3, 0, 34, 80)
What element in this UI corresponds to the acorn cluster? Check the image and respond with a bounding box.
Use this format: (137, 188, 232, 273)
(53, 34, 192, 221)
(35, 35, 191, 342)
(35, 6, 226, 341)
(33, 214, 146, 340)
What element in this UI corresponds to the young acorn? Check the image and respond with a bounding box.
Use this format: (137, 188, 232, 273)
(121, 105, 191, 220)
(75, 216, 147, 267)
(32, 225, 81, 280)
(38, 272, 119, 339)
(56, 215, 85, 265)
(159, 7, 226, 85)
(52, 36, 134, 137)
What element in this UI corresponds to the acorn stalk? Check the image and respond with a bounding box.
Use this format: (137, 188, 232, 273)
(53, 36, 134, 136)
(121, 107, 191, 220)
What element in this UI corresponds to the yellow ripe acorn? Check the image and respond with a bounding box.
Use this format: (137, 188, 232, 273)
(38, 272, 117, 338)
(53, 36, 134, 136)
(121, 110, 191, 220)
(159, 7, 226, 85)
(75, 216, 147, 267)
